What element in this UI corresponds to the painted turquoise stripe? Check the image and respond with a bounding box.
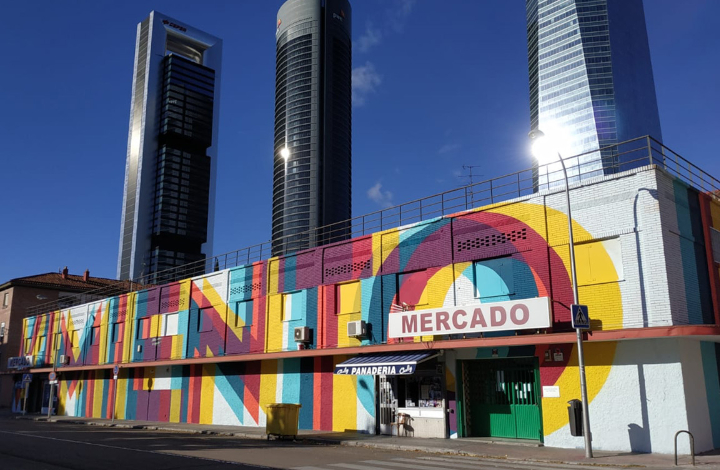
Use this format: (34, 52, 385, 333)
(357, 375, 375, 418)
(282, 358, 301, 404)
(673, 181, 704, 324)
(700, 342, 720, 448)
(284, 256, 297, 292)
(179, 367, 190, 423)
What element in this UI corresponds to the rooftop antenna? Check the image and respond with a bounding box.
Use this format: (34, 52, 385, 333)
(458, 165, 483, 208)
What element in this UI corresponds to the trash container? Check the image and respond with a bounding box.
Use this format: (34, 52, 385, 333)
(567, 399, 583, 436)
(266, 403, 302, 439)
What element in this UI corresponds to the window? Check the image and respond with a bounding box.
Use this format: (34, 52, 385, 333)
(2, 292, 8, 307)
(111, 322, 124, 343)
(70, 330, 79, 348)
(197, 308, 213, 332)
(474, 258, 514, 300)
(398, 271, 429, 308)
(89, 327, 100, 345)
(235, 300, 253, 328)
(282, 291, 305, 322)
(24, 338, 32, 354)
(163, 313, 179, 336)
(137, 318, 150, 340)
(336, 281, 361, 315)
(575, 238, 623, 285)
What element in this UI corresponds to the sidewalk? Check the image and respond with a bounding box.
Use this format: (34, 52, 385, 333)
(11, 412, 719, 469)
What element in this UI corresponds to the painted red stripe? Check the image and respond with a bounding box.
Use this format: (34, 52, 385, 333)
(320, 356, 333, 430)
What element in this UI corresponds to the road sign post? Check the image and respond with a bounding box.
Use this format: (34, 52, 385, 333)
(21, 374, 32, 416)
(572, 304, 590, 330)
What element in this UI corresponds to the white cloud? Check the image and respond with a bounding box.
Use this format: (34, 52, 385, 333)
(367, 182, 394, 208)
(356, 24, 382, 53)
(388, 0, 416, 32)
(352, 62, 382, 107)
(438, 143, 461, 155)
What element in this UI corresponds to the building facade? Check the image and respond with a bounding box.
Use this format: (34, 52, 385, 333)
(118, 12, 222, 281)
(14, 163, 720, 454)
(527, 0, 663, 189)
(0, 268, 121, 411)
(272, 0, 352, 256)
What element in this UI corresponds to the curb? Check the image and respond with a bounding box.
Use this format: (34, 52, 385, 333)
(12, 416, 653, 469)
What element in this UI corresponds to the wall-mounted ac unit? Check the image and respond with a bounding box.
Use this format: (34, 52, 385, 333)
(294, 326, 310, 343)
(58, 355, 70, 365)
(347, 320, 367, 338)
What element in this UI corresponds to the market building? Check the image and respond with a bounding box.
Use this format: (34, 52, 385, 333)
(11, 144, 720, 454)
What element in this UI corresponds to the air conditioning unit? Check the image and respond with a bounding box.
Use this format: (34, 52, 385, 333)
(347, 320, 367, 338)
(294, 326, 310, 343)
(59, 355, 70, 365)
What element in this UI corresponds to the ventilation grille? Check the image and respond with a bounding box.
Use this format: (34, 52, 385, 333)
(456, 228, 527, 253)
(160, 298, 187, 310)
(230, 283, 262, 296)
(325, 259, 371, 278)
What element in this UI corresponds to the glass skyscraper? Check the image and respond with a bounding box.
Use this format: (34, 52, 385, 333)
(272, 0, 352, 256)
(527, 0, 662, 189)
(117, 12, 222, 281)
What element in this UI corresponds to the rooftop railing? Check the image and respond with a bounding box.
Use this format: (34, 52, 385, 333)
(26, 136, 719, 317)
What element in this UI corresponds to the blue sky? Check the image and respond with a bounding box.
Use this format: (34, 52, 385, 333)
(1, 0, 718, 282)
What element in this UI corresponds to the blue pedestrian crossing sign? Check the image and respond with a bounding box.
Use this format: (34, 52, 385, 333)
(571, 304, 590, 329)
(22, 373, 32, 383)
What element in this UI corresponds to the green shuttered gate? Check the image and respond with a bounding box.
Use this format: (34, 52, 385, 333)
(460, 358, 542, 441)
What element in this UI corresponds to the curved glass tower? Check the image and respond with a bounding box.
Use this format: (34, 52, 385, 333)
(527, 0, 662, 189)
(272, 0, 352, 256)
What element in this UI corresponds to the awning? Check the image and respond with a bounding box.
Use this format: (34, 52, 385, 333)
(334, 352, 437, 375)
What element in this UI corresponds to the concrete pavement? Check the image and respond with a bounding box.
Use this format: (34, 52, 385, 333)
(8, 412, 719, 469)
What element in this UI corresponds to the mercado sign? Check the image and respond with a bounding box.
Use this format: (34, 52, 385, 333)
(8, 356, 33, 370)
(388, 297, 551, 338)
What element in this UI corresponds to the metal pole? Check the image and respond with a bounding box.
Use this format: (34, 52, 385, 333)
(48, 327, 60, 419)
(22, 381, 29, 416)
(112, 368, 118, 422)
(558, 155, 593, 458)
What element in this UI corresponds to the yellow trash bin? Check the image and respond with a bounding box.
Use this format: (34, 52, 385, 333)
(266, 403, 302, 439)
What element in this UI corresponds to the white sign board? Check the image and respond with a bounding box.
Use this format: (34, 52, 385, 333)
(543, 386, 560, 398)
(8, 356, 33, 370)
(388, 297, 551, 338)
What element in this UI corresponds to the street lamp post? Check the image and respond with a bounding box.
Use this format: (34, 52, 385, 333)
(529, 129, 593, 458)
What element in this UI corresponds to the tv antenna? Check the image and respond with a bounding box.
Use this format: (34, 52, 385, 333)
(458, 165, 483, 208)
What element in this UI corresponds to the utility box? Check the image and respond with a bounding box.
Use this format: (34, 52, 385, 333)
(266, 403, 302, 440)
(567, 399, 583, 436)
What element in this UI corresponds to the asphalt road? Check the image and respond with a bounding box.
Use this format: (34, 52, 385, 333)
(0, 418, 646, 470)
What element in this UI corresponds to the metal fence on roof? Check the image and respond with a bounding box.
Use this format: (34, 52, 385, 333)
(26, 136, 720, 317)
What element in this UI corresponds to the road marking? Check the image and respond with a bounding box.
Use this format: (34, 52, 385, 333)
(328, 463, 389, 470)
(390, 457, 485, 469)
(0, 429, 274, 468)
(360, 460, 459, 470)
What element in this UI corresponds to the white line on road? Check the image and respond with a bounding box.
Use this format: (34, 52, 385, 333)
(0, 429, 273, 468)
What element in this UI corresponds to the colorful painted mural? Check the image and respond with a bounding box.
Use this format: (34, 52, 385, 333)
(16, 167, 720, 452)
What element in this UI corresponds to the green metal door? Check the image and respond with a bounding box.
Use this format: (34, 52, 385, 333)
(462, 358, 541, 440)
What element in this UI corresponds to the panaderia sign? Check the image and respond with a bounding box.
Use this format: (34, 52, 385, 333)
(388, 297, 551, 338)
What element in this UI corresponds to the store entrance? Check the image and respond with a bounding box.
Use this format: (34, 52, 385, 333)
(378, 375, 397, 435)
(461, 358, 542, 440)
